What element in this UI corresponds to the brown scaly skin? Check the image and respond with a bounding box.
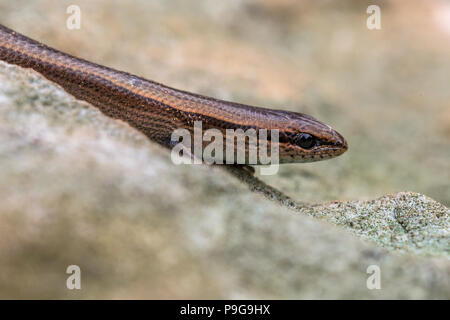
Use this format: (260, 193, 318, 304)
(0, 24, 347, 164)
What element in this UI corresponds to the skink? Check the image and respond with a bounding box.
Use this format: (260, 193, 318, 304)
(0, 24, 347, 164)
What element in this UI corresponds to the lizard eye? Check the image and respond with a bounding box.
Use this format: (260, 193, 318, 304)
(296, 133, 316, 149)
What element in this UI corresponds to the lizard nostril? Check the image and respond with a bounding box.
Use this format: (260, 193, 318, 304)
(339, 135, 348, 150)
(332, 131, 347, 149)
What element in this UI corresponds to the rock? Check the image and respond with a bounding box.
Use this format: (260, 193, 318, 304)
(0, 61, 448, 299)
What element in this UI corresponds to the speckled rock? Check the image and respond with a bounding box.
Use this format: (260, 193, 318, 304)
(308, 192, 449, 257)
(0, 61, 448, 299)
(229, 168, 449, 258)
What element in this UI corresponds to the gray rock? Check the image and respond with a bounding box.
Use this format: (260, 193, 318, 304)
(0, 61, 448, 299)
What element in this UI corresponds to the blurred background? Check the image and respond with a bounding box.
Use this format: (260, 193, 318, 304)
(1, 0, 448, 205)
(0, 0, 449, 299)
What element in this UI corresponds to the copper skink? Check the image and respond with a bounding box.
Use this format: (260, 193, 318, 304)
(0, 24, 347, 164)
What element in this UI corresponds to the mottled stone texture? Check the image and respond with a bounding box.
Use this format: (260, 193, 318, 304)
(0, 62, 448, 299)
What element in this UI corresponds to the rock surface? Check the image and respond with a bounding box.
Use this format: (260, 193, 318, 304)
(0, 61, 448, 299)
(1, 0, 449, 208)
